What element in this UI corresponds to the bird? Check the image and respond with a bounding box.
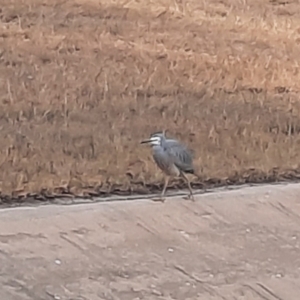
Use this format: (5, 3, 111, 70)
(141, 130, 195, 202)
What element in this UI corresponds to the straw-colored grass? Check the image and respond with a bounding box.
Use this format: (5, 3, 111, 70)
(1, 0, 300, 199)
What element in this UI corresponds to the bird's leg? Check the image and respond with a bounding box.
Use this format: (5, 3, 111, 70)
(151, 176, 169, 202)
(161, 176, 169, 198)
(181, 172, 195, 201)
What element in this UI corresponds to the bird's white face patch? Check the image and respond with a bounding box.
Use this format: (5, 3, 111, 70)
(150, 136, 161, 146)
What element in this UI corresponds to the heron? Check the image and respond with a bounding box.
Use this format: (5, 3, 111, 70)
(141, 131, 195, 202)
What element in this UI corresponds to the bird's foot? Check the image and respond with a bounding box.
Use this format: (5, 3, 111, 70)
(183, 194, 195, 202)
(151, 196, 166, 203)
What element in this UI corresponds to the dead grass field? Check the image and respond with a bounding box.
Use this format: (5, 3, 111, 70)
(1, 0, 300, 201)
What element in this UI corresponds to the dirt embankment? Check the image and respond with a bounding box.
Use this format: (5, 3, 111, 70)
(1, 0, 300, 203)
(1, 183, 300, 299)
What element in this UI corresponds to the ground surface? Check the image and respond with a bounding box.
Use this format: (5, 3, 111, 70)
(1, 0, 300, 200)
(1, 183, 300, 300)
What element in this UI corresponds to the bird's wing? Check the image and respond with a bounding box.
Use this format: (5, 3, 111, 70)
(165, 140, 194, 172)
(152, 149, 171, 172)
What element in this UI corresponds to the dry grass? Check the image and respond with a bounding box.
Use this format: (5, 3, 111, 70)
(1, 0, 300, 201)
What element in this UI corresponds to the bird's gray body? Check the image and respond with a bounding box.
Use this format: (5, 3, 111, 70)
(152, 137, 194, 177)
(141, 131, 195, 201)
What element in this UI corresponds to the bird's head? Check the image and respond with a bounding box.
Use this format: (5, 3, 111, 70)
(140, 131, 166, 147)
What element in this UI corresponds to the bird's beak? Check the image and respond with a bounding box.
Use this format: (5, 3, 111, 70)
(140, 139, 151, 144)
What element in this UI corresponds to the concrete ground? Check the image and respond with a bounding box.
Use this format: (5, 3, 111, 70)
(1, 183, 300, 300)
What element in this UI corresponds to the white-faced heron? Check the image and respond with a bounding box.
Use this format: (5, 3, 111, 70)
(141, 131, 195, 202)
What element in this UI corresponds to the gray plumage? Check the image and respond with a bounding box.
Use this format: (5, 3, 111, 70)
(141, 131, 195, 201)
(153, 134, 194, 174)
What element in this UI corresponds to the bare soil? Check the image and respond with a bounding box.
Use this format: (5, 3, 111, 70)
(1, 183, 300, 299)
(1, 0, 300, 202)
